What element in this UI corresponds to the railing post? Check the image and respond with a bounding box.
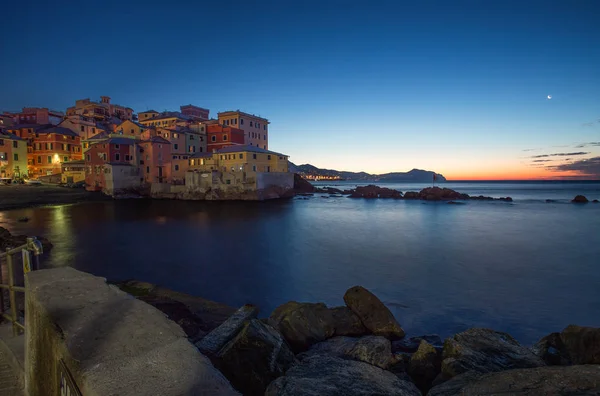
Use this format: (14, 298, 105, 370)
(6, 249, 18, 336)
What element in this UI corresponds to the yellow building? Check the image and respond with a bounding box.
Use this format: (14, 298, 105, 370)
(189, 145, 288, 174)
(61, 160, 86, 184)
(217, 111, 269, 150)
(0, 130, 28, 179)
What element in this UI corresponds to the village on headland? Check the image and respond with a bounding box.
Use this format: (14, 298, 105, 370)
(1, 96, 598, 207)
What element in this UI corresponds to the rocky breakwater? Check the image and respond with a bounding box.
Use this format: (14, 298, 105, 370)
(118, 280, 600, 395)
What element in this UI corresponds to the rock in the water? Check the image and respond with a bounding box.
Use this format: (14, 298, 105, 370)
(441, 328, 545, 378)
(593, 199, 599, 203)
(349, 185, 402, 199)
(216, 319, 296, 395)
(409, 341, 441, 393)
(343, 286, 405, 340)
(0, 226, 53, 252)
(269, 301, 335, 352)
(329, 306, 368, 337)
(418, 187, 469, 201)
(403, 191, 419, 199)
(196, 304, 259, 356)
(300, 335, 393, 369)
(265, 354, 421, 396)
(293, 174, 315, 193)
(560, 325, 600, 364)
(393, 334, 443, 353)
(429, 365, 600, 396)
(572, 195, 589, 203)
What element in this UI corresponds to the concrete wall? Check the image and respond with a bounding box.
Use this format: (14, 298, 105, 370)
(103, 164, 141, 196)
(182, 170, 292, 200)
(25, 267, 239, 396)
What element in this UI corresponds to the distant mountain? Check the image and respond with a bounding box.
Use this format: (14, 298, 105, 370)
(289, 163, 446, 182)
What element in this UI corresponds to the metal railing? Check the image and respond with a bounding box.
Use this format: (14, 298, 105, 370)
(0, 237, 43, 335)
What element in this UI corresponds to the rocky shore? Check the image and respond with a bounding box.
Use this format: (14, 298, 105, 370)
(0, 226, 53, 252)
(0, 184, 108, 211)
(117, 280, 600, 396)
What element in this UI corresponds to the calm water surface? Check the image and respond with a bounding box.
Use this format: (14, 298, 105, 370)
(1, 182, 599, 344)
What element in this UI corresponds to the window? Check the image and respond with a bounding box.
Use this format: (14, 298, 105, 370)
(36, 143, 41, 150)
(211, 135, 216, 142)
(164, 133, 169, 138)
(250, 121, 253, 127)
(257, 123, 260, 128)
(264, 125, 267, 130)
(13, 153, 18, 161)
(12, 141, 17, 148)
(174, 144, 178, 150)
(232, 154, 236, 159)
(45, 143, 49, 150)
(146, 166, 150, 173)
(115, 144, 120, 149)
(240, 119, 244, 125)
(92, 127, 95, 133)
(220, 155, 224, 160)
(64, 156, 68, 162)
(190, 135, 194, 140)
(38, 156, 42, 164)
(125, 155, 130, 161)
(183, 156, 188, 159)
(264, 135, 266, 140)
(252, 165, 256, 171)
(102, 153, 107, 161)
(253, 154, 257, 159)
(268, 155, 271, 160)
(264, 145, 266, 149)
(50, 143, 54, 150)
(131, 129, 135, 134)
(239, 154, 243, 159)
(47, 156, 52, 164)
(175, 164, 179, 171)
(80, 125, 85, 132)
(116, 153, 120, 161)
(173, 155, 178, 159)
(223, 134, 228, 141)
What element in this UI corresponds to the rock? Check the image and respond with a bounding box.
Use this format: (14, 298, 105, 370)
(409, 341, 441, 393)
(393, 335, 443, 353)
(441, 328, 545, 379)
(348, 185, 402, 199)
(215, 319, 296, 395)
(545, 199, 556, 203)
(0, 227, 53, 252)
(300, 335, 393, 369)
(593, 199, 599, 203)
(196, 305, 259, 356)
(265, 354, 421, 396)
(17, 216, 29, 222)
(446, 201, 465, 205)
(559, 325, 600, 364)
(418, 187, 469, 201)
(403, 191, 419, 199)
(347, 335, 393, 369)
(497, 196, 513, 202)
(329, 306, 368, 337)
(293, 174, 315, 193)
(343, 286, 405, 340)
(429, 365, 600, 396)
(572, 195, 589, 203)
(138, 295, 208, 341)
(269, 302, 335, 352)
(531, 331, 571, 365)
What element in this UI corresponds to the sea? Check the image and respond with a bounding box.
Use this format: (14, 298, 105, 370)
(1, 180, 599, 344)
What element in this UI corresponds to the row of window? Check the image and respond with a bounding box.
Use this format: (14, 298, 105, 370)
(0, 140, 19, 148)
(85, 153, 132, 162)
(0, 152, 19, 161)
(249, 132, 267, 140)
(33, 143, 80, 152)
(222, 118, 267, 130)
(80, 125, 97, 134)
(32, 155, 69, 165)
(210, 135, 228, 142)
(218, 153, 271, 160)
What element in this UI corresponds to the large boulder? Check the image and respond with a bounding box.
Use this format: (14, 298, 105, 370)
(293, 174, 315, 193)
(215, 319, 296, 395)
(532, 325, 600, 366)
(343, 286, 405, 340)
(409, 341, 441, 393)
(349, 185, 402, 199)
(300, 335, 393, 369)
(418, 187, 469, 201)
(329, 306, 368, 336)
(196, 305, 259, 356)
(265, 354, 421, 396)
(428, 365, 600, 396)
(572, 195, 589, 203)
(441, 328, 545, 378)
(269, 302, 335, 352)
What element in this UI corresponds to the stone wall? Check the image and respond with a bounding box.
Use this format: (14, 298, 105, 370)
(25, 267, 239, 396)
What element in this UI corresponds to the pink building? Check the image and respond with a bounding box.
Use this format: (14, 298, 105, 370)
(138, 136, 171, 184)
(180, 105, 209, 121)
(5, 108, 64, 125)
(84, 137, 137, 191)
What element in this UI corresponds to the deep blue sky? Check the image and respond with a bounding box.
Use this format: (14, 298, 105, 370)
(1, 0, 599, 178)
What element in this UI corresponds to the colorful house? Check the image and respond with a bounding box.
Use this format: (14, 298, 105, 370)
(189, 145, 289, 173)
(137, 136, 171, 184)
(61, 160, 86, 184)
(217, 110, 269, 149)
(66, 96, 134, 121)
(206, 124, 245, 152)
(84, 137, 137, 191)
(0, 130, 28, 179)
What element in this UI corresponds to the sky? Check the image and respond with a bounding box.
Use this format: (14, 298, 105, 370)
(1, 0, 599, 180)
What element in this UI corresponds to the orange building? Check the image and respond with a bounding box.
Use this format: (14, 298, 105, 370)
(206, 124, 245, 152)
(8, 125, 82, 176)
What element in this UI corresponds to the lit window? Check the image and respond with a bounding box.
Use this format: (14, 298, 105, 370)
(174, 133, 178, 138)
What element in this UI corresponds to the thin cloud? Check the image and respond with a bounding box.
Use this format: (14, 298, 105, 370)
(582, 122, 595, 127)
(575, 142, 600, 148)
(532, 159, 552, 162)
(549, 156, 600, 177)
(522, 148, 537, 152)
(531, 152, 589, 158)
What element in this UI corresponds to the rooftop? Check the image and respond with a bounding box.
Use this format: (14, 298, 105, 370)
(6, 124, 51, 130)
(190, 152, 213, 159)
(105, 137, 136, 145)
(216, 145, 287, 157)
(217, 110, 269, 122)
(139, 112, 193, 123)
(37, 126, 79, 137)
(0, 130, 23, 140)
(86, 131, 111, 141)
(138, 110, 158, 114)
(140, 136, 171, 144)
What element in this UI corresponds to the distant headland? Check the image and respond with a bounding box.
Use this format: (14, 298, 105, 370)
(289, 163, 446, 182)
